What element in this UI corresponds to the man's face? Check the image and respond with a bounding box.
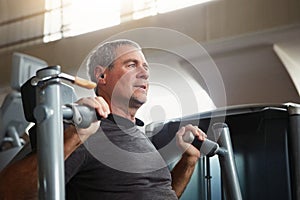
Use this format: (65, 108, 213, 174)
(103, 45, 149, 109)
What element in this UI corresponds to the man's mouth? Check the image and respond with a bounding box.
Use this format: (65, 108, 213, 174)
(135, 84, 147, 91)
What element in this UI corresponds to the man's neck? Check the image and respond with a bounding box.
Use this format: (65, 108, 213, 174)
(109, 103, 138, 123)
(100, 94, 142, 123)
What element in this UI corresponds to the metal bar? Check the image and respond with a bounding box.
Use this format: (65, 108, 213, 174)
(206, 156, 212, 200)
(7, 126, 22, 147)
(287, 105, 300, 200)
(34, 66, 65, 200)
(213, 123, 242, 200)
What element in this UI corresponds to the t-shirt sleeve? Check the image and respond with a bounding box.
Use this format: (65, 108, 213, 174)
(65, 144, 87, 183)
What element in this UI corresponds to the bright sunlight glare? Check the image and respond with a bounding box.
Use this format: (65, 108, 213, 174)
(67, 0, 121, 37)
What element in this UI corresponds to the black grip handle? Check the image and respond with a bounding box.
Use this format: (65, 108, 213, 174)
(183, 131, 219, 157)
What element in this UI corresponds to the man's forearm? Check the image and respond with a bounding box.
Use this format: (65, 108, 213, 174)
(171, 154, 199, 198)
(64, 125, 84, 159)
(0, 125, 81, 200)
(0, 152, 38, 200)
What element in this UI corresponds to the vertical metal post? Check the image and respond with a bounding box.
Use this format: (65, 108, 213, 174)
(287, 104, 300, 200)
(213, 123, 242, 200)
(7, 126, 22, 147)
(33, 66, 65, 200)
(205, 157, 212, 200)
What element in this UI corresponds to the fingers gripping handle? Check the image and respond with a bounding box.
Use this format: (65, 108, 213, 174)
(182, 131, 195, 143)
(183, 131, 219, 157)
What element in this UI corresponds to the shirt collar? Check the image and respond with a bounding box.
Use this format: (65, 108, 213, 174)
(106, 114, 144, 128)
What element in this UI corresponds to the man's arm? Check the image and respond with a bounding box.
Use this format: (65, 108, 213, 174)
(0, 152, 38, 200)
(0, 126, 82, 200)
(170, 125, 205, 198)
(0, 96, 109, 200)
(171, 153, 199, 198)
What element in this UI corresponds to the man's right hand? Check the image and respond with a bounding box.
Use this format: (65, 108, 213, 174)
(74, 96, 110, 141)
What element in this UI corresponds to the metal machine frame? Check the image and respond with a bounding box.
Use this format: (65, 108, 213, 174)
(29, 66, 95, 200)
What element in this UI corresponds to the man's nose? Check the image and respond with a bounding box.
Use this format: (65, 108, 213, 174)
(137, 65, 149, 80)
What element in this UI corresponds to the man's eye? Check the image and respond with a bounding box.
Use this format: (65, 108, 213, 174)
(128, 64, 136, 68)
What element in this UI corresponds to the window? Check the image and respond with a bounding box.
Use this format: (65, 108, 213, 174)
(66, 0, 120, 37)
(44, 0, 121, 42)
(157, 0, 212, 13)
(133, 0, 213, 19)
(44, 0, 64, 42)
(44, 0, 212, 42)
(0, 0, 213, 51)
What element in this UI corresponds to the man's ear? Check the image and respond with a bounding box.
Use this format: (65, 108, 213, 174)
(94, 66, 106, 82)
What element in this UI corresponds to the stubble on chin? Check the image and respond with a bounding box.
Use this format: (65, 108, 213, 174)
(129, 94, 147, 108)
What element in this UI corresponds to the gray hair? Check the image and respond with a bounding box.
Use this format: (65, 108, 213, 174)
(87, 39, 141, 83)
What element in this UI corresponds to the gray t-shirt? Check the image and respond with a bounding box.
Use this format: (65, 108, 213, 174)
(65, 114, 178, 200)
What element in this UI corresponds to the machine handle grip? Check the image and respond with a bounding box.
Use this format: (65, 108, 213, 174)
(183, 131, 219, 157)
